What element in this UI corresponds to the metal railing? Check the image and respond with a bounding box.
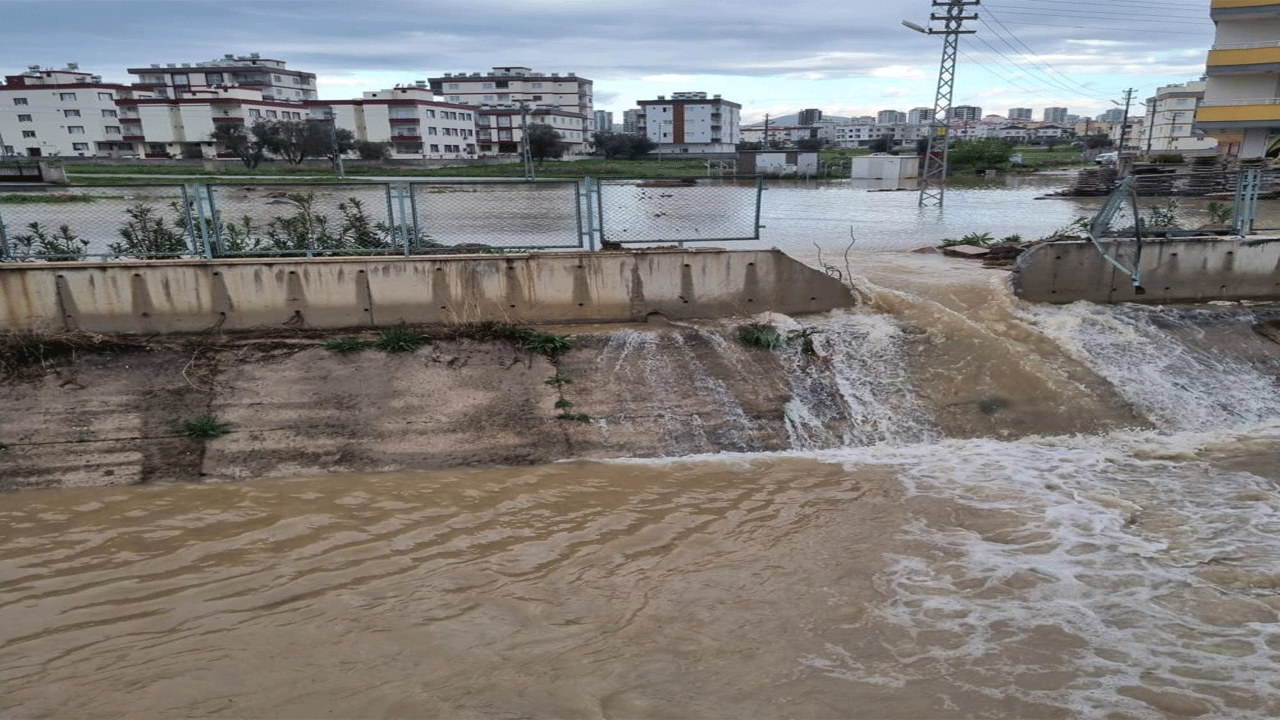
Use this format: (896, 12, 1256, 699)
(0, 177, 766, 262)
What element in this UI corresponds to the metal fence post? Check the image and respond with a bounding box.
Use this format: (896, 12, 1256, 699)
(1232, 168, 1261, 236)
(0, 202, 10, 262)
(754, 176, 766, 240)
(578, 177, 600, 251)
(393, 183, 413, 255)
(187, 183, 214, 259)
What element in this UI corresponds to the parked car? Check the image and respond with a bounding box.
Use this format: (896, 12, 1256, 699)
(1095, 151, 1118, 166)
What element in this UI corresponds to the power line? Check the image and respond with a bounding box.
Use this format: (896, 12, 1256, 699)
(978, 14, 1113, 100)
(989, 20, 1209, 35)
(969, 33, 1112, 100)
(983, 6, 1210, 25)
(1024, 0, 1209, 9)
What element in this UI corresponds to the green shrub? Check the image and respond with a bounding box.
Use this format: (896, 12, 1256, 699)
(555, 412, 592, 423)
(739, 322, 784, 350)
(181, 415, 232, 439)
(374, 327, 427, 352)
(1206, 201, 1233, 225)
(324, 337, 373, 353)
(109, 203, 191, 259)
(544, 373, 573, 388)
(9, 222, 89, 261)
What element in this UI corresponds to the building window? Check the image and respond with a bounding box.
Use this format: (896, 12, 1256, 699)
(292, 76, 303, 84)
(427, 127, 438, 135)
(482, 82, 494, 89)
(483, 95, 494, 102)
(530, 83, 543, 89)
(206, 73, 224, 85)
(447, 83, 459, 90)
(64, 109, 81, 118)
(249, 109, 261, 118)
(266, 110, 277, 118)
(173, 74, 189, 85)
(102, 109, 117, 118)
(59, 92, 77, 101)
(13, 98, 27, 105)
(430, 144, 440, 153)
(273, 75, 282, 82)
(17, 114, 31, 122)
(531, 95, 542, 102)
(447, 96, 460, 102)
(105, 126, 121, 134)
(73, 143, 89, 151)
(423, 109, 435, 118)
(67, 126, 85, 134)
(22, 130, 35, 138)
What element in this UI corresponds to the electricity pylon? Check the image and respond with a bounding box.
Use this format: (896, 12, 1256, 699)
(906, 0, 979, 207)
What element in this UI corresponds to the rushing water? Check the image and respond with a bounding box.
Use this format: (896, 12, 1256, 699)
(4, 180, 1280, 717)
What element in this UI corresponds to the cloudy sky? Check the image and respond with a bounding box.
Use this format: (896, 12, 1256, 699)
(4, 0, 1216, 122)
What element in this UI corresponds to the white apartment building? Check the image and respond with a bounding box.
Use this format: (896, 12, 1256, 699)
(1142, 81, 1218, 155)
(475, 106, 585, 155)
(127, 54, 318, 102)
(118, 86, 316, 159)
(833, 123, 893, 148)
(1008, 107, 1033, 120)
(907, 107, 934, 125)
(428, 67, 592, 151)
(593, 110, 613, 133)
(0, 65, 147, 158)
(877, 109, 906, 125)
(637, 92, 741, 153)
(622, 109, 642, 134)
(952, 105, 982, 121)
(313, 86, 477, 159)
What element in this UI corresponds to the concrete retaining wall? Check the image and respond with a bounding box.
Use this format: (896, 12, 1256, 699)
(0, 248, 854, 333)
(1012, 237, 1280, 304)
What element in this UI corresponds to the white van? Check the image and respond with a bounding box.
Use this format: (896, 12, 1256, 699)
(1095, 151, 1118, 166)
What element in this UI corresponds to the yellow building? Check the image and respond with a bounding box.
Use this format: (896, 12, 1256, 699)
(1195, 0, 1280, 157)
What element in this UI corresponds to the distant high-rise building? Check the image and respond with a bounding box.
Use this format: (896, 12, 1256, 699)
(1043, 106, 1068, 123)
(637, 91, 740, 153)
(1099, 107, 1125, 123)
(622, 108, 642, 134)
(877, 109, 906, 125)
(1008, 107, 1032, 120)
(951, 105, 982, 121)
(593, 110, 613, 132)
(907, 107, 934, 125)
(798, 108, 823, 125)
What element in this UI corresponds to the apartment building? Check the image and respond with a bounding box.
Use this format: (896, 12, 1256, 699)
(1143, 81, 1218, 155)
(833, 123, 893, 148)
(907, 107, 934, 125)
(313, 86, 477, 159)
(1043, 107, 1069, 123)
(475, 106, 584, 154)
(1008, 107, 1033, 120)
(622, 109, 642, 134)
(1195, 0, 1280, 157)
(117, 85, 312, 159)
(1098, 108, 1126, 123)
(952, 105, 982, 121)
(636, 92, 740, 153)
(593, 110, 613, 133)
(0, 64, 146, 158)
(427, 67, 592, 151)
(876, 109, 906, 125)
(127, 54, 317, 102)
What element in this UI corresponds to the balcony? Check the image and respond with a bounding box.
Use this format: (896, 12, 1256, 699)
(392, 135, 423, 142)
(1195, 98, 1280, 125)
(120, 117, 142, 124)
(212, 116, 245, 123)
(389, 117, 419, 124)
(122, 135, 146, 142)
(1206, 43, 1280, 73)
(1211, 0, 1280, 19)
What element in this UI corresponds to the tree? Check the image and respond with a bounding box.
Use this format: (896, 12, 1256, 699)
(356, 141, 391, 160)
(795, 137, 828, 152)
(526, 123, 565, 163)
(947, 139, 1014, 168)
(1083, 133, 1114, 149)
(210, 123, 264, 169)
(595, 132, 656, 160)
(252, 120, 355, 165)
(868, 136, 896, 154)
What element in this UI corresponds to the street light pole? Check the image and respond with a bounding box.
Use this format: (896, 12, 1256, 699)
(904, 0, 980, 208)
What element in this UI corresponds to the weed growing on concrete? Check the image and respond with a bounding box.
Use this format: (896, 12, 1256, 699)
(939, 231, 994, 248)
(520, 331, 571, 357)
(324, 337, 374, 353)
(1207, 201, 1233, 226)
(739, 322, 784, 350)
(0, 331, 152, 377)
(374, 328, 427, 353)
(787, 327, 823, 356)
(544, 373, 573, 388)
(554, 398, 574, 409)
(446, 321, 571, 358)
(181, 415, 232, 439)
(555, 412, 592, 423)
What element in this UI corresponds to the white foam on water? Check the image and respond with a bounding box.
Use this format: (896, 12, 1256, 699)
(795, 423, 1280, 719)
(1017, 302, 1280, 431)
(779, 313, 939, 450)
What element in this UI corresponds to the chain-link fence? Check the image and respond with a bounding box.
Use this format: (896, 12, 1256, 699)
(0, 178, 767, 262)
(597, 177, 764, 246)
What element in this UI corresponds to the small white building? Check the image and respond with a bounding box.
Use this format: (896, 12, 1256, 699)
(851, 154, 918, 181)
(1143, 81, 1217, 156)
(738, 151, 818, 176)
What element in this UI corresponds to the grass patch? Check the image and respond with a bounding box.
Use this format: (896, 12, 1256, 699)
(447, 320, 571, 357)
(324, 337, 374, 353)
(0, 331, 151, 377)
(555, 412, 592, 423)
(181, 415, 232, 439)
(739, 322, 784, 350)
(544, 372, 573, 388)
(373, 327, 427, 353)
(0, 192, 95, 204)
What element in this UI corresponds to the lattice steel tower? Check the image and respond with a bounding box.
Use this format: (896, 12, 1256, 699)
(909, 0, 979, 207)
